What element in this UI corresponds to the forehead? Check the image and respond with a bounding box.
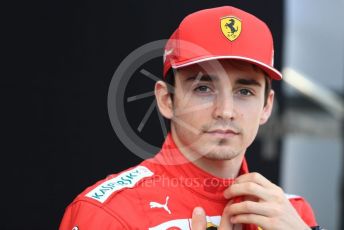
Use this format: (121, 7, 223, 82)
(175, 59, 265, 80)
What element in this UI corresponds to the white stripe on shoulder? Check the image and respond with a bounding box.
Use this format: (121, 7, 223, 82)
(285, 193, 301, 199)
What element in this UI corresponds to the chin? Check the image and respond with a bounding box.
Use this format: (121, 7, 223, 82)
(201, 146, 241, 161)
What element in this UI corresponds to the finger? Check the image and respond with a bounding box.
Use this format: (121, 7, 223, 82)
(234, 172, 275, 189)
(224, 182, 272, 201)
(227, 200, 273, 217)
(230, 213, 270, 229)
(218, 201, 233, 230)
(191, 207, 206, 230)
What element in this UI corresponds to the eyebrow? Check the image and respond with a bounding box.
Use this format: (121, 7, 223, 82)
(184, 74, 219, 83)
(235, 78, 262, 87)
(183, 74, 262, 87)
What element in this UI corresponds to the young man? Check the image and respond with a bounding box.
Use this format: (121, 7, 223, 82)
(60, 6, 321, 230)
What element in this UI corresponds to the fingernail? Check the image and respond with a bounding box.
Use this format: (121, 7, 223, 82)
(193, 207, 204, 216)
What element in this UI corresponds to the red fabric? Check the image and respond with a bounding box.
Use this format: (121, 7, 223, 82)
(60, 134, 317, 229)
(289, 196, 318, 227)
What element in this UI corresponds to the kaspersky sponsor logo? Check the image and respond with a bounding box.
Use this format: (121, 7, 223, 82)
(86, 166, 154, 203)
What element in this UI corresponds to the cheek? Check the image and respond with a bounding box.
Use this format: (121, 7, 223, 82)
(235, 95, 264, 115)
(236, 100, 264, 130)
(175, 94, 215, 116)
(176, 103, 210, 124)
(173, 96, 214, 130)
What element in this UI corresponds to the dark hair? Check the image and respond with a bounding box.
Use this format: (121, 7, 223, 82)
(164, 68, 272, 106)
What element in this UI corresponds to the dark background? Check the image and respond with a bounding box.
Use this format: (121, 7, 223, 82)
(3, 1, 285, 229)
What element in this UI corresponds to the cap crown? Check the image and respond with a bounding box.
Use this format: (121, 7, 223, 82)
(163, 6, 281, 80)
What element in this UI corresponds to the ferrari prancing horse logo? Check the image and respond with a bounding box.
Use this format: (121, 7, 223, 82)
(220, 16, 242, 42)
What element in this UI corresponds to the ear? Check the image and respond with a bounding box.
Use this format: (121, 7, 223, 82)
(259, 90, 275, 125)
(155, 80, 173, 119)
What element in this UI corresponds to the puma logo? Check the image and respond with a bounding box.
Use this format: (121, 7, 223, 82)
(149, 196, 171, 214)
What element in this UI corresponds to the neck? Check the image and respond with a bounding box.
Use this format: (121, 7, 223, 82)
(192, 155, 244, 179)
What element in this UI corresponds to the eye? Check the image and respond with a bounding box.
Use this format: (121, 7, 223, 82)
(194, 85, 212, 93)
(238, 88, 253, 96)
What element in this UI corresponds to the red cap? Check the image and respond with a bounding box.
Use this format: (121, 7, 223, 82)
(163, 6, 282, 80)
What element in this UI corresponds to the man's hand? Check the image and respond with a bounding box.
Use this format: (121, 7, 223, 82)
(191, 207, 206, 230)
(224, 172, 310, 230)
(191, 173, 311, 230)
(191, 206, 234, 230)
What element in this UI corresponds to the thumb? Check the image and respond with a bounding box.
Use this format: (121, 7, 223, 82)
(191, 207, 206, 230)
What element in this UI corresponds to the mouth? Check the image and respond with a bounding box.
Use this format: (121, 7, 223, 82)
(204, 129, 239, 138)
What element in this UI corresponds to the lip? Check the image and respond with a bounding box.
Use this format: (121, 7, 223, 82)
(205, 129, 239, 138)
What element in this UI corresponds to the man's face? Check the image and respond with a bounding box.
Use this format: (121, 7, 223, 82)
(169, 60, 274, 161)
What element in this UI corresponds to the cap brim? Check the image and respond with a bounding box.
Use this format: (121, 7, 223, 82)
(172, 56, 282, 80)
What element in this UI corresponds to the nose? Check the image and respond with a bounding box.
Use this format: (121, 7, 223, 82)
(212, 92, 235, 120)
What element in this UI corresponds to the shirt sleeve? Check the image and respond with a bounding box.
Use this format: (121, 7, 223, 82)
(59, 200, 128, 230)
(289, 196, 318, 227)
